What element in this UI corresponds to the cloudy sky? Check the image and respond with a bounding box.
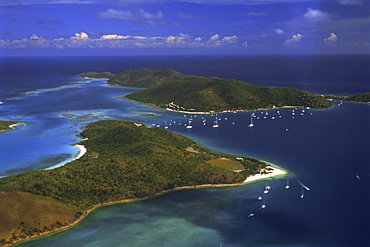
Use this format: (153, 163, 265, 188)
(0, 0, 369, 56)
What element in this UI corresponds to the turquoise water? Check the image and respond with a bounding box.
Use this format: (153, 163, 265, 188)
(1, 56, 369, 247)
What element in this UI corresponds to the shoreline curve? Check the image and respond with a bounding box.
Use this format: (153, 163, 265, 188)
(11, 162, 286, 247)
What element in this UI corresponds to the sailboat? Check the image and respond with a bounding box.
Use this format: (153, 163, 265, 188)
(265, 182, 271, 190)
(260, 199, 266, 209)
(248, 114, 254, 127)
(248, 206, 255, 217)
(212, 118, 219, 128)
(300, 187, 304, 199)
(285, 178, 290, 189)
(186, 119, 193, 129)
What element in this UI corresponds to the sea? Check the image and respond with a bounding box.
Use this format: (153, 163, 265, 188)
(0, 55, 369, 247)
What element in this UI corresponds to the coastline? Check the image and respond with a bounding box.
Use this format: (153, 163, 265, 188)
(166, 105, 311, 115)
(44, 144, 87, 171)
(11, 162, 286, 247)
(0, 122, 21, 133)
(74, 145, 87, 160)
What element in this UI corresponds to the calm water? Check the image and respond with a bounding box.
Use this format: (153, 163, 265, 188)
(0, 55, 369, 247)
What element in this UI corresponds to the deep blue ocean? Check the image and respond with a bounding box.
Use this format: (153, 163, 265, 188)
(0, 55, 369, 247)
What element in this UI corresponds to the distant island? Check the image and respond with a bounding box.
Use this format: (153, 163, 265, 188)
(324, 92, 370, 103)
(0, 120, 284, 246)
(0, 120, 19, 133)
(78, 68, 332, 112)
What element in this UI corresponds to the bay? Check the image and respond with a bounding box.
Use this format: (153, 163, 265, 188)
(0, 55, 369, 246)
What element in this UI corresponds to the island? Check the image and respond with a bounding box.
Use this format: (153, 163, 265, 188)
(0, 120, 19, 133)
(0, 120, 285, 246)
(78, 68, 332, 112)
(324, 92, 370, 103)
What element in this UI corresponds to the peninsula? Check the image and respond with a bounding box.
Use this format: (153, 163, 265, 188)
(0, 120, 285, 246)
(78, 68, 332, 112)
(0, 120, 19, 133)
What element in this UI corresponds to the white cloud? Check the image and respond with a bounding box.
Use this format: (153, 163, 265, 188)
(284, 33, 304, 47)
(274, 28, 285, 35)
(303, 8, 330, 22)
(29, 34, 44, 40)
(98, 8, 166, 26)
(137, 9, 163, 20)
(98, 8, 163, 21)
(99, 34, 130, 40)
(337, 0, 363, 5)
(0, 33, 245, 50)
(71, 32, 89, 40)
(98, 8, 135, 20)
(324, 33, 338, 44)
(208, 34, 220, 41)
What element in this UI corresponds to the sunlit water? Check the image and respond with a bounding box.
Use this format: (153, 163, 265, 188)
(0, 56, 369, 247)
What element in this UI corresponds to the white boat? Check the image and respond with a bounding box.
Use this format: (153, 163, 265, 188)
(185, 119, 193, 129)
(248, 114, 254, 127)
(248, 206, 255, 217)
(265, 182, 271, 190)
(300, 187, 304, 199)
(285, 178, 290, 189)
(212, 119, 219, 128)
(258, 196, 263, 200)
(261, 199, 266, 209)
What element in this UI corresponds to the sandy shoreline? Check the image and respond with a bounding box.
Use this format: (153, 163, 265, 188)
(74, 144, 87, 160)
(243, 165, 287, 183)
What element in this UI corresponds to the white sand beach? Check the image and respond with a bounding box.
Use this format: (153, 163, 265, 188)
(243, 165, 287, 184)
(74, 144, 87, 160)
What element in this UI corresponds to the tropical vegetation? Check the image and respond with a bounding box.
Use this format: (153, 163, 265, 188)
(0, 120, 265, 245)
(78, 68, 331, 112)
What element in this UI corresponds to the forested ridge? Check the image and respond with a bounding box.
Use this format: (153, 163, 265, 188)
(0, 120, 265, 245)
(78, 68, 331, 112)
(126, 77, 331, 111)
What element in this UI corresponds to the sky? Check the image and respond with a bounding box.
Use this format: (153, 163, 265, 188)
(0, 0, 369, 56)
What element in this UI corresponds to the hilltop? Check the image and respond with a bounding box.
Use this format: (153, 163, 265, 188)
(78, 68, 202, 88)
(126, 77, 331, 112)
(345, 92, 370, 103)
(78, 68, 331, 112)
(0, 120, 266, 246)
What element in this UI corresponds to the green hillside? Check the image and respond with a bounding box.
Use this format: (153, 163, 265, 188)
(77, 71, 115, 79)
(346, 92, 370, 103)
(78, 68, 331, 111)
(0, 120, 265, 245)
(126, 77, 331, 112)
(79, 68, 202, 88)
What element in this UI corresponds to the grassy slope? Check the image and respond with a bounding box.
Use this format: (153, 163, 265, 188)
(0, 191, 79, 245)
(0, 120, 265, 245)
